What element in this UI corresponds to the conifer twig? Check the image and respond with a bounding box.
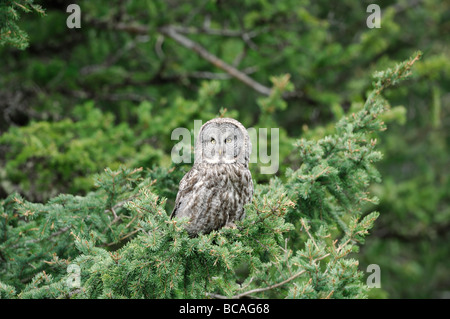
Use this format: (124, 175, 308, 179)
(300, 218, 319, 251)
(231, 269, 306, 298)
(158, 25, 273, 97)
(208, 253, 330, 299)
(11, 226, 71, 248)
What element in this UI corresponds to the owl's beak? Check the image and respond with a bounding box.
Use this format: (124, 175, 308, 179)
(218, 149, 222, 156)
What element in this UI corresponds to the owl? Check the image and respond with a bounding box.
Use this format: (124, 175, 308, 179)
(170, 117, 253, 236)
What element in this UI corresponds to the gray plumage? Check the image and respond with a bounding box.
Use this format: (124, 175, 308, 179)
(170, 118, 253, 236)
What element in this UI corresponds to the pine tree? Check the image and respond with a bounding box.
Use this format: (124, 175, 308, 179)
(0, 52, 421, 299)
(0, 0, 45, 49)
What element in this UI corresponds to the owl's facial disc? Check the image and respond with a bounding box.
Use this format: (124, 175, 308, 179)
(220, 130, 242, 163)
(200, 123, 244, 164)
(201, 125, 220, 163)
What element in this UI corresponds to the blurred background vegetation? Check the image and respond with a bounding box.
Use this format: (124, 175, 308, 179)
(0, 0, 448, 298)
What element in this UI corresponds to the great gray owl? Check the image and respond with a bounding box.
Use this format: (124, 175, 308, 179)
(170, 118, 253, 236)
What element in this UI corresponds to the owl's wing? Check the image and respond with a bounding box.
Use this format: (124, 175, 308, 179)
(170, 166, 199, 219)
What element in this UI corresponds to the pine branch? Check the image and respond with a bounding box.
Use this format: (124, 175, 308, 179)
(209, 253, 330, 299)
(0, 0, 46, 49)
(0, 52, 423, 300)
(158, 25, 273, 96)
(85, 16, 301, 98)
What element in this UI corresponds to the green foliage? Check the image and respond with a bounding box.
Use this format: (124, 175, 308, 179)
(0, 80, 229, 202)
(285, 54, 424, 234)
(0, 0, 45, 49)
(0, 0, 448, 299)
(0, 102, 163, 201)
(0, 166, 147, 291)
(0, 55, 421, 298)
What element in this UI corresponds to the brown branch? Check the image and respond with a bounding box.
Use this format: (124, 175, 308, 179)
(235, 269, 307, 299)
(208, 253, 330, 299)
(85, 16, 303, 99)
(103, 194, 140, 226)
(168, 25, 258, 38)
(158, 25, 273, 96)
(186, 66, 258, 80)
(90, 18, 271, 96)
(208, 269, 307, 299)
(11, 226, 71, 248)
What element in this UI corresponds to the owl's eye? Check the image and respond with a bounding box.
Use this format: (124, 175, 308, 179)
(210, 138, 216, 144)
(225, 138, 232, 144)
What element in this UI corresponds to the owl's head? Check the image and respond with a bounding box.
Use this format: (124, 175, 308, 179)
(195, 118, 251, 166)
